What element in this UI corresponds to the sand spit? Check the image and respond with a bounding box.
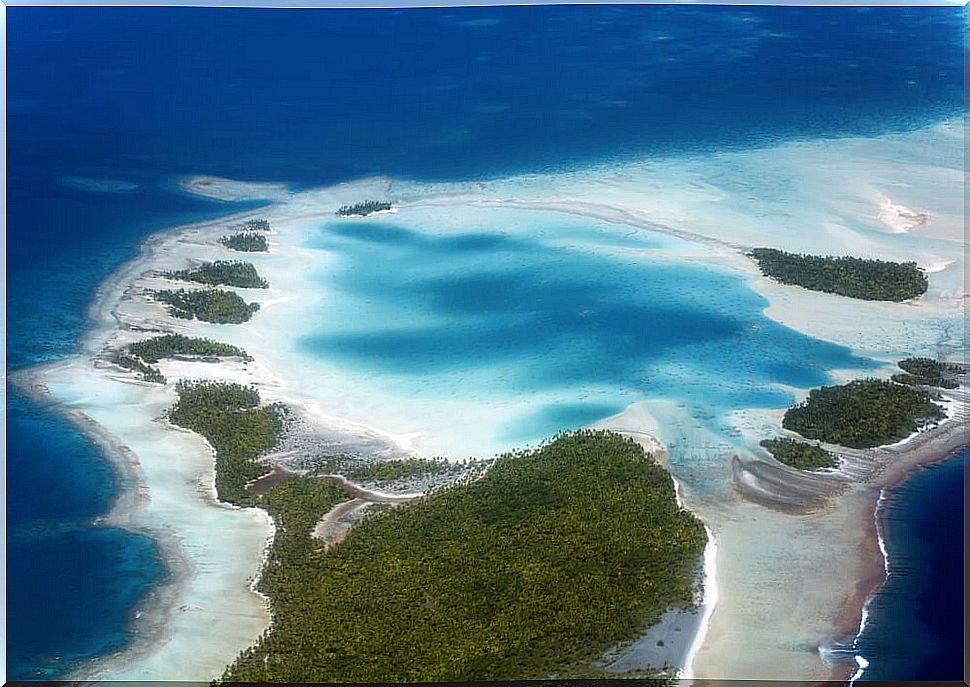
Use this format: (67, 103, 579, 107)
(737, 383, 967, 514)
(14, 358, 273, 683)
(178, 175, 292, 202)
(731, 454, 847, 513)
(311, 498, 374, 548)
(9, 365, 191, 683)
(309, 478, 422, 548)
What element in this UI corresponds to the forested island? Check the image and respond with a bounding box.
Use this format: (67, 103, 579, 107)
(759, 437, 836, 471)
(891, 357, 962, 389)
(113, 335, 251, 384)
(163, 260, 268, 289)
(336, 200, 393, 217)
(114, 353, 165, 384)
(782, 378, 944, 448)
(151, 288, 260, 324)
(168, 381, 290, 504)
(231, 218, 272, 232)
(220, 232, 268, 252)
(164, 380, 706, 683)
(221, 429, 705, 683)
(749, 248, 927, 301)
(128, 334, 251, 363)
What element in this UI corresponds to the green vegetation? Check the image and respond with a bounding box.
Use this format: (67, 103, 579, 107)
(749, 248, 927, 302)
(336, 200, 393, 217)
(166, 385, 702, 683)
(219, 232, 268, 252)
(760, 437, 836, 471)
(782, 378, 944, 449)
(343, 457, 464, 483)
(221, 430, 706, 683)
(231, 218, 271, 232)
(168, 381, 284, 505)
(164, 260, 268, 289)
(114, 354, 165, 384)
(891, 357, 961, 389)
(127, 334, 251, 364)
(151, 289, 260, 324)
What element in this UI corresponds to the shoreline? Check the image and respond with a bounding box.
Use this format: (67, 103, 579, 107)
(825, 389, 968, 682)
(600, 434, 715, 679)
(682, 525, 718, 682)
(18, 117, 964, 682)
(15, 216, 281, 681)
(8, 365, 193, 682)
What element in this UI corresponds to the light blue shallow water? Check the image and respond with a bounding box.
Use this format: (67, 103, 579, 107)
(299, 217, 875, 451)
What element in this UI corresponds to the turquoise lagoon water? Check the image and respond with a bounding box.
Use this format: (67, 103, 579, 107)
(299, 213, 875, 461)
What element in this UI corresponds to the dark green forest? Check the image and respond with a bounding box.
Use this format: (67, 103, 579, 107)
(165, 382, 706, 683)
(220, 232, 268, 252)
(127, 334, 251, 364)
(221, 430, 706, 683)
(152, 289, 260, 323)
(759, 437, 836, 471)
(336, 200, 393, 216)
(782, 378, 944, 448)
(749, 248, 927, 301)
(343, 457, 461, 483)
(891, 357, 962, 389)
(163, 260, 268, 289)
(168, 380, 283, 505)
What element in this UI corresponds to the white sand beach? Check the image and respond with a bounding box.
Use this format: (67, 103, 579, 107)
(27, 118, 965, 682)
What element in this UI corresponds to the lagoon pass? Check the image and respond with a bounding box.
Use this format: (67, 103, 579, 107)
(6, 4, 966, 684)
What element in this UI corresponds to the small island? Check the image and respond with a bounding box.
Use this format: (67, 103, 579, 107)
(163, 260, 269, 289)
(891, 357, 962, 389)
(128, 334, 251, 363)
(759, 437, 836, 471)
(336, 200, 393, 217)
(749, 248, 928, 301)
(114, 353, 166, 384)
(782, 378, 944, 449)
(220, 232, 268, 252)
(151, 288, 261, 324)
(231, 218, 272, 232)
(112, 335, 252, 385)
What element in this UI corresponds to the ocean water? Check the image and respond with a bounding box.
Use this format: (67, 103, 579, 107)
(4, 187, 265, 681)
(5, 4, 965, 680)
(852, 448, 966, 681)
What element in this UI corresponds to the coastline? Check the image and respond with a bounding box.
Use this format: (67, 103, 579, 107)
(598, 434, 717, 679)
(8, 365, 192, 682)
(826, 387, 968, 682)
(20, 118, 965, 682)
(15, 219, 282, 681)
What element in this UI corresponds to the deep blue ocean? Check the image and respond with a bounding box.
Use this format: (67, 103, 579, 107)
(853, 448, 966, 682)
(6, 5, 965, 680)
